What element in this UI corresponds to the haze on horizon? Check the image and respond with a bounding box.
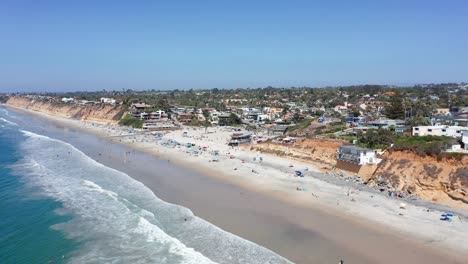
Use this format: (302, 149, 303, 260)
(1, 0, 467, 93)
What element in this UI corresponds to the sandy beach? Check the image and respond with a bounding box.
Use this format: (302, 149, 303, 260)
(5, 105, 468, 264)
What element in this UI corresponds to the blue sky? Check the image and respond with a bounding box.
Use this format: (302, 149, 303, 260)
(1, 0, 467, 92)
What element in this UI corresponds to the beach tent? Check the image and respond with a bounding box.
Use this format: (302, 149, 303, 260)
(440, 213, 454, 221)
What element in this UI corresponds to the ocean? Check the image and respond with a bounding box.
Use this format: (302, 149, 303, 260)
(0, 107, 290, 264)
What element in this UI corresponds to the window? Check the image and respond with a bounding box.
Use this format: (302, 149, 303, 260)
(456, 131, 460, 133)
(415, 128, 419, 130)
(428, 129, 432, 132)
(442, 129, 446, 132)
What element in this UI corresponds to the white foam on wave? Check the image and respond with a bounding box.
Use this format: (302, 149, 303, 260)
(0, 108, 10, 116)
(1, 107, 18, 119)
(0, 117, 18, 126)
(81, 180, 119, 201)
(15, 130, 291, 264)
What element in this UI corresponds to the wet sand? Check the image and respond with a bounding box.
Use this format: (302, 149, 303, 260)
(8, 107, 468, 264)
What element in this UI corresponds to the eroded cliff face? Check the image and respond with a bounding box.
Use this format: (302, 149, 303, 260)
(370, 150, 467, 210)
(252, 138, 346, 170)
(5, 97, 125, 124)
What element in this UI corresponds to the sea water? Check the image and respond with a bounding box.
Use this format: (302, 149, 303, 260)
(0, 114, 77, 264)
(0, 107, 290, 264)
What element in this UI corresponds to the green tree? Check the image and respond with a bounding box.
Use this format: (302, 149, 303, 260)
(202, 109, 210, 133)
(385, 93, 405, 119)
(357, 129, 396, 148)
(220, 113, 242, 126)
(293, 112, 301, 122)
(349, 107, 361, 117)
(405, 116, 430, 126)
(282, 105, 290, 116)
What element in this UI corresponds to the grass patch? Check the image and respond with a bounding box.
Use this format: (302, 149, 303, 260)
(393, 136, 455, 157)
(118, 114, 143, 128)
(338, 135, 357, 142)
(288, 119, 313, 132)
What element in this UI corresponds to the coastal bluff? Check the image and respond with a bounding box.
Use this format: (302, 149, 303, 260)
(369, 150, 467, 209)
(253, 138, 467, 210)
(5, 96, 125, 124)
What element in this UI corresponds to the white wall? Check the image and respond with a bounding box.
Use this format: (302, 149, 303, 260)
(359, 152, 376, 165)
(463, 131, 468, 150)
(413, 126, 467, 138)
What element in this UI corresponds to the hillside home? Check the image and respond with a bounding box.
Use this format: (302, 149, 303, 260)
(368, 119, 405, 129)
(436, 108, 450, 115)
(334, 104, 348, 115)
(412, 125, 468, 138)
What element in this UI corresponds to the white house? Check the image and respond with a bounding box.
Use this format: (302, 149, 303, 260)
(412, 125, 468, 138)
(337, 145, 378, 165)
(61, 97, 75, 103)
(100, 97, 116, 104)
(334, 103, 348, 115)
(257, 114, 270, 122)
(463, 130, 468, 150)
(141, 110, 168, 121)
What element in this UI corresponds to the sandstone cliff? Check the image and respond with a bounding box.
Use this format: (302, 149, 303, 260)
(252, 138, 345, 170)
(5, 97, 125, 124)
(369, 150, 467, 210)
(253, 139, 467, 210)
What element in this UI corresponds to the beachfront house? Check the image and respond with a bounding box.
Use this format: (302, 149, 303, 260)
(130, 103, 152, 118)
(177, 113, 193, 122)
(337, 145, 377, 165)
(228, 132, 252, 146)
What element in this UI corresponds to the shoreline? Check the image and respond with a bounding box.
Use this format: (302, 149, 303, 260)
(4, 105, 468, 263)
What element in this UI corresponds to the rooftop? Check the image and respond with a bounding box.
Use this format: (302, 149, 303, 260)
(338, 145, 373, 152)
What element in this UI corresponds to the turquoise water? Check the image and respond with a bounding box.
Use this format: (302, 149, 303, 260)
(0, 108, 290, 264)
(0, 118, 77, 264)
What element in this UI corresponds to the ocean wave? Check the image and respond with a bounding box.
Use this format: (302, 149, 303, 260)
(14, 130, 291, 264)
(0, 108, 9, 116)
(0, 117, 18, 126)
